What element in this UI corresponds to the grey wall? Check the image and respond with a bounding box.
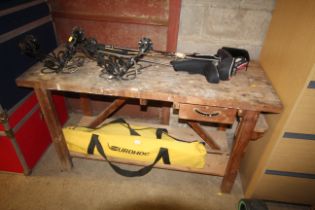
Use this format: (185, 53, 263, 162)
(177, 0, 275, 59)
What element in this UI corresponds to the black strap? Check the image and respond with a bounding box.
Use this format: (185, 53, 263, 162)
(156, 128, 168, 139)
(105, 118, 140, 136)
(87, 135, 96, 155)
(87, 134, 170, 177)
(104, 118, 168, 139)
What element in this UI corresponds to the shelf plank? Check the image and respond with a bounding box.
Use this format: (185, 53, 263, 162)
(70, 151, 229, 177)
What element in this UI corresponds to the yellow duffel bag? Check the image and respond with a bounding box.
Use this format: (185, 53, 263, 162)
(63, 118, 206, 177)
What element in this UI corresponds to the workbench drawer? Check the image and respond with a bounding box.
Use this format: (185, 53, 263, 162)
(178, 104, 237, 124)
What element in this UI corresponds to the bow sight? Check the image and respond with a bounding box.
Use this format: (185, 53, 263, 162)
(19, 27, 153, 79)
(19, 27, 85, 74)
(96, 37, 153, 80)
(19, 26, 250, 83)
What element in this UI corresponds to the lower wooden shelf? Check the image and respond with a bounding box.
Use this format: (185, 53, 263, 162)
(70, 151, 229, 176)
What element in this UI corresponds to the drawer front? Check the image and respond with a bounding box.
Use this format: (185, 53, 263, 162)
(179, 104, 236, 124)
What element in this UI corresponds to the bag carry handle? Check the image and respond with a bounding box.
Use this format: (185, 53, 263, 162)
(87, 134, 170, 177)
(100, 118, 168, 139)
(101, 118, 141, 136)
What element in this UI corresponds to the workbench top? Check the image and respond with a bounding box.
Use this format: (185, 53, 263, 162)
(16, 53, 282, 113)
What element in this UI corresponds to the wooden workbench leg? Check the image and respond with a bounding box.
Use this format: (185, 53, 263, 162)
(221, 110, 259, 193)
(34, 87, 73, 171)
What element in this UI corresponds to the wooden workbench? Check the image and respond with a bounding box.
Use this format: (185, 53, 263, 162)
(16, 53, 282, 193)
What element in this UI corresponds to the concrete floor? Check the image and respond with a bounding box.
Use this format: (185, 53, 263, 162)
(0, 145, 244, 210)
(0, 145, 311, 210)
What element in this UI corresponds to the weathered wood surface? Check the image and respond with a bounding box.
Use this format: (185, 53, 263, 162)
(16, 51, 282, 113)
